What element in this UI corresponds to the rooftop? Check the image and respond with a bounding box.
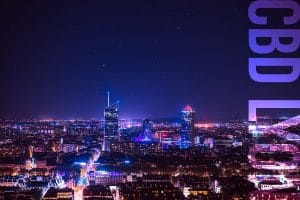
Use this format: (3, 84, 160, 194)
(182, 105, 193, 112)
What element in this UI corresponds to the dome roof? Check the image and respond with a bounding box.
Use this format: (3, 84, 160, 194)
(183, 105, 193, 111)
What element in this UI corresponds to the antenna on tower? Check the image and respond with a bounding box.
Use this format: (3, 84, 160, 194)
(107, 91, 110, 106)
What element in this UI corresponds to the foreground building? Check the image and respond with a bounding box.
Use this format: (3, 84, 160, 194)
(83, 185, 113, 200)
(43, 188, 74, 200)
(249, 188, 300, 200)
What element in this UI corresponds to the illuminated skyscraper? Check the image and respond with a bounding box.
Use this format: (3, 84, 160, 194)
(102, 92, 119, 152)
(181, 105, 195, 149)
(143, 119, 153, 141)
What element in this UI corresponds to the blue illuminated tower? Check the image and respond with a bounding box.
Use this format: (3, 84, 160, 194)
(181, 105, 195, 149)
(102, 92, 119, 152)
(142, 119, 153, 141)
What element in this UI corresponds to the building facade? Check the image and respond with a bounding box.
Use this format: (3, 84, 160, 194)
(181, 105, 195, 149)
(142, 119, 153, 141)
(102, 92, 120, 152)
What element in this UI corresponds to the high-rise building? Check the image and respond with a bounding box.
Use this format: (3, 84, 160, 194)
(102, 92, 119, 152)
(181, 105, 195, 149)
(143, 119, 153, 141)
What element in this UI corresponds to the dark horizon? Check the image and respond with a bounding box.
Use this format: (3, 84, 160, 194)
(0, 1, 299, 121)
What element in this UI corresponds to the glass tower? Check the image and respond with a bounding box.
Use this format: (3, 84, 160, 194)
(181, 105, 195, 149)
(143, 119, 153, 141)
(102, 92, 119, 152)
(104, 103, 119, 140)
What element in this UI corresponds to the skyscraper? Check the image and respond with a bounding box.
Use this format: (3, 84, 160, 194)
(102, 92, 119, 152)
(181, 105, 195, 149)
(143, 119, 153, 141)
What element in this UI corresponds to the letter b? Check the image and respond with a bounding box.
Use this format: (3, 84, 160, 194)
(249, 29, 300, 54)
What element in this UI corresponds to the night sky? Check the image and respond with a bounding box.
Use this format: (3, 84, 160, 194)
(0, 1, 299, 120)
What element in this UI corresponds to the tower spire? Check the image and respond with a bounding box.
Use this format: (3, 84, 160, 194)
(107, 91, 110, 106)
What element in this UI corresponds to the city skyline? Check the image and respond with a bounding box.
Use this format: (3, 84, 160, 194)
(0, 90, 298, 121)
(0, 103, 298, 122)
(0, 1, 299, 199)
